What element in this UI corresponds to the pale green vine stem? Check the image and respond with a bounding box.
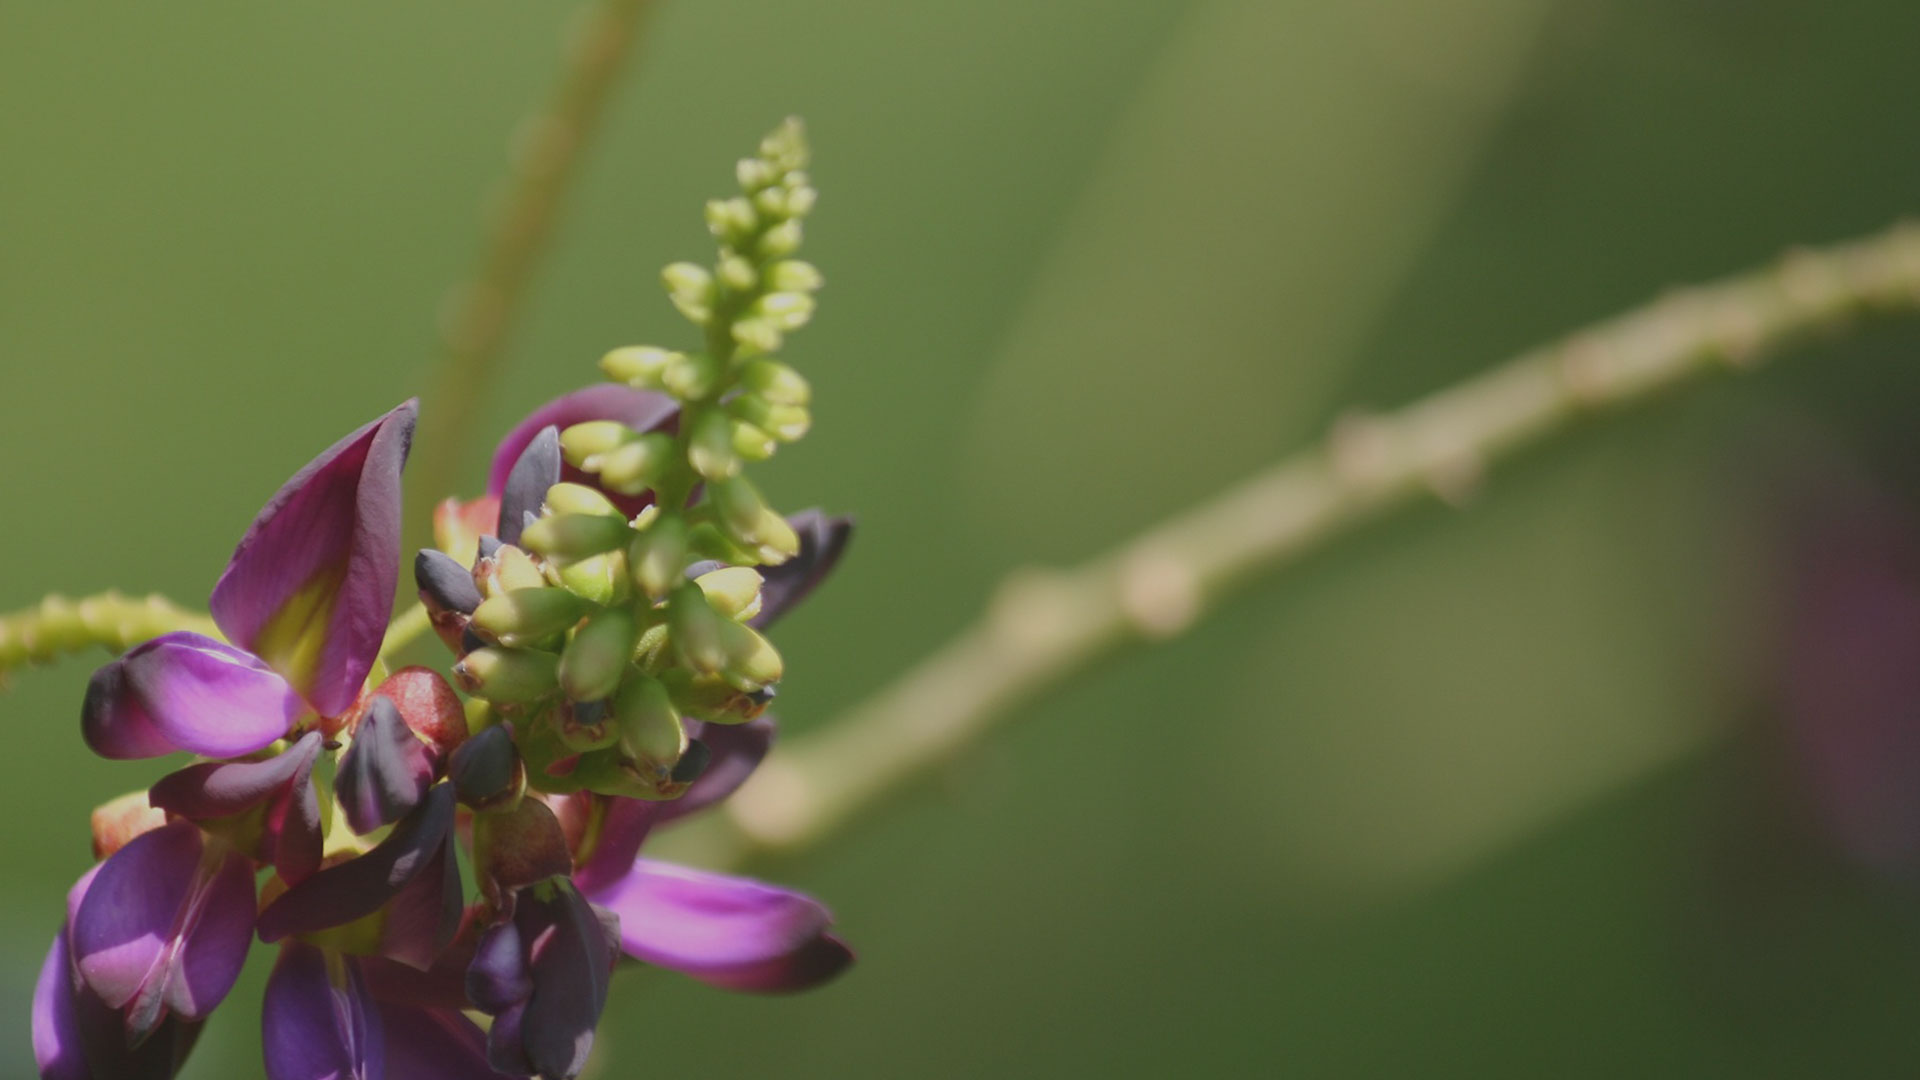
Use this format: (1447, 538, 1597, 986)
(409, 0, 657, 545)
(0, 592, 221, 678)
(689, 220, 1920, 870)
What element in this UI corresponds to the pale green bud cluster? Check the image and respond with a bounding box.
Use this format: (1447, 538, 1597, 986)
(454, 120, 826, 802)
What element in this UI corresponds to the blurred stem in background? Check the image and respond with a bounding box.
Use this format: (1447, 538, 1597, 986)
(672, 221, 1920, 871)
(406, 0, 657, 552)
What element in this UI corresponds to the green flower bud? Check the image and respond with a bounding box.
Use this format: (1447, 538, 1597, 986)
(600, 346, 681, 388)
(736, 156, 779, 192)
(661, 261, 714, 301)
(704, 196, 757, 244)
(749, 509, 801, 564)
(661, 350, 723, 401)
(752, 187, 789, 221)
(730, 317, 783, 357)
(595, 431, 677, 497)
(730, 419, 777, 463)
(688, 410, 742, 480)
(758, 117, 809, 172)
(757, 220, 803, 259)
(614, 674, 685, 770)
(560, 608, 640, 703)
(669, 582, 731, 675)
(710, 476, 771, 546)
(520, 513, 631, 562)
(557, 550, 625, 607)
(471, 586, 590, 647)
(766, 260, 823, 294)
(729, 395, 811, 442)
(739, 359, 811, 405)
(717, 619, 783, 692)
(455, 647, 560, 705)
(717, 254, 757, 293)
(662, 668, 772, 725)
(559, 420, 634, 468)
(477, 543, 550, 596)
(694, 566, 764, 621)
(686, 521, 761, 566)
(783, 185, 818, 218)
(629, 516, 689, 601)
(543, 482, 619, 517)
(754, 291, 815, 332)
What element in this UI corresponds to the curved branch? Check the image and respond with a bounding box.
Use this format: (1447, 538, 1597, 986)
(699, 219, 1920, 868)
(0, 592, 221, 678)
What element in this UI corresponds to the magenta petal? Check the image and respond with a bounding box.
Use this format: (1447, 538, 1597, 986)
(82, 632, 303, 760)
(32, 929, 87, 1080)
(211, 400, 416, 717)
(486, 385, 679, 496)
(263, 943, 385, 1080)
(377, 1004, 509, 1080)
(656, 716, 775, 826)
(150, 731, 325, 883)
(71, 820, 256, 1030)
(588, 859, 851, 992)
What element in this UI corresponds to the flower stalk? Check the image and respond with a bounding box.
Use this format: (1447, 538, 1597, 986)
(0, 591, 220, 677)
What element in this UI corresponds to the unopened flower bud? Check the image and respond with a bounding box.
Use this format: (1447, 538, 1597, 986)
(731, 419, 778, 462)
(751, 509, 802, 564)
(731, 317, 783, 356)
(614, 674, 685, 772)
(449, 724, 523, 811)
(595, 431, 677, 496)
(739, 359, 812, 405)
(767, 260, 823, 293)
(560, 608, 640, 703)
(783, 184, 819, 218)
(629, 516, 689, 601)
(476, 542, 549, 595)
(704, 196, 757, 243)
(456, 647, 560, 705)
(542, 482, 619, 517)
(557, 550, 625, 607)
(688, 410, 742, 480)
(416, 548, 482, 614)
(558, 420, 633, 468)
(717, 254, 757, 293)
(669, 583, 732, 675)
(661, 262, 714, 302)
(730, 394, 811, 442)
(755, 291, 815, 331)
(471, 587, 589, 647)
(600, 346, 681, 389)
(519, 513, 630, 563)
(717, 619, 783, 692)
(661, 350, 723, 401)
(736, 156, 778, 191)
(336, 697, 435, 834)
(694, 566, 763, 621)
(757, 219, 803, 259)
(662, 669, 772, 725)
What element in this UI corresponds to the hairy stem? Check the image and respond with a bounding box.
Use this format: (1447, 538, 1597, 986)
(694, 220, 1920, 868)
(409, 0, 657, 541)
(0, 592, 221, 677)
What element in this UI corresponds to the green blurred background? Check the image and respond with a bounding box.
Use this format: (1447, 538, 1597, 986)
(7, 1, 1920, 1075)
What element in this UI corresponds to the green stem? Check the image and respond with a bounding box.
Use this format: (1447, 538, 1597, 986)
(681, 219, 1920, 871)
(0, 592, 222, 677)
(379, 602, 436, 664)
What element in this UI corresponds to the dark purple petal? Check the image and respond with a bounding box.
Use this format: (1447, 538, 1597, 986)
(337, 697, 436, 835)
(517, 884, 612, 1080)
(210, 400, 416, 717)
(449, 724, 521, 810)
(567, 798, 660, 896)
(149, 731, 325, 883)
(82, 632, 303, 760)
(71, 820, 256, 1031)
(496, 426, 560, 547)
(485, 1002, 536, 1078)
(377, 1004, 510, 1080)
(258, 784, 456, 944)
(487, 385, 679, 497)
(749, 511, 853, 630)
(465, 918, 531, 1014)
(415, 549, 483, 615)
(374, 826, 465, 972)
(655, 716, 775, 826)
(263, 943, 385, 1080)
(589, 859, 851, 992)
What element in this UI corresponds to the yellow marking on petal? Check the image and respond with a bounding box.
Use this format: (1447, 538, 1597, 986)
(250, 570, 343, 700)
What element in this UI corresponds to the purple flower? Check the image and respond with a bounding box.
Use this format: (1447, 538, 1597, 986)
(466, 880, 615, 1079)
(83, 401, 419, 762)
